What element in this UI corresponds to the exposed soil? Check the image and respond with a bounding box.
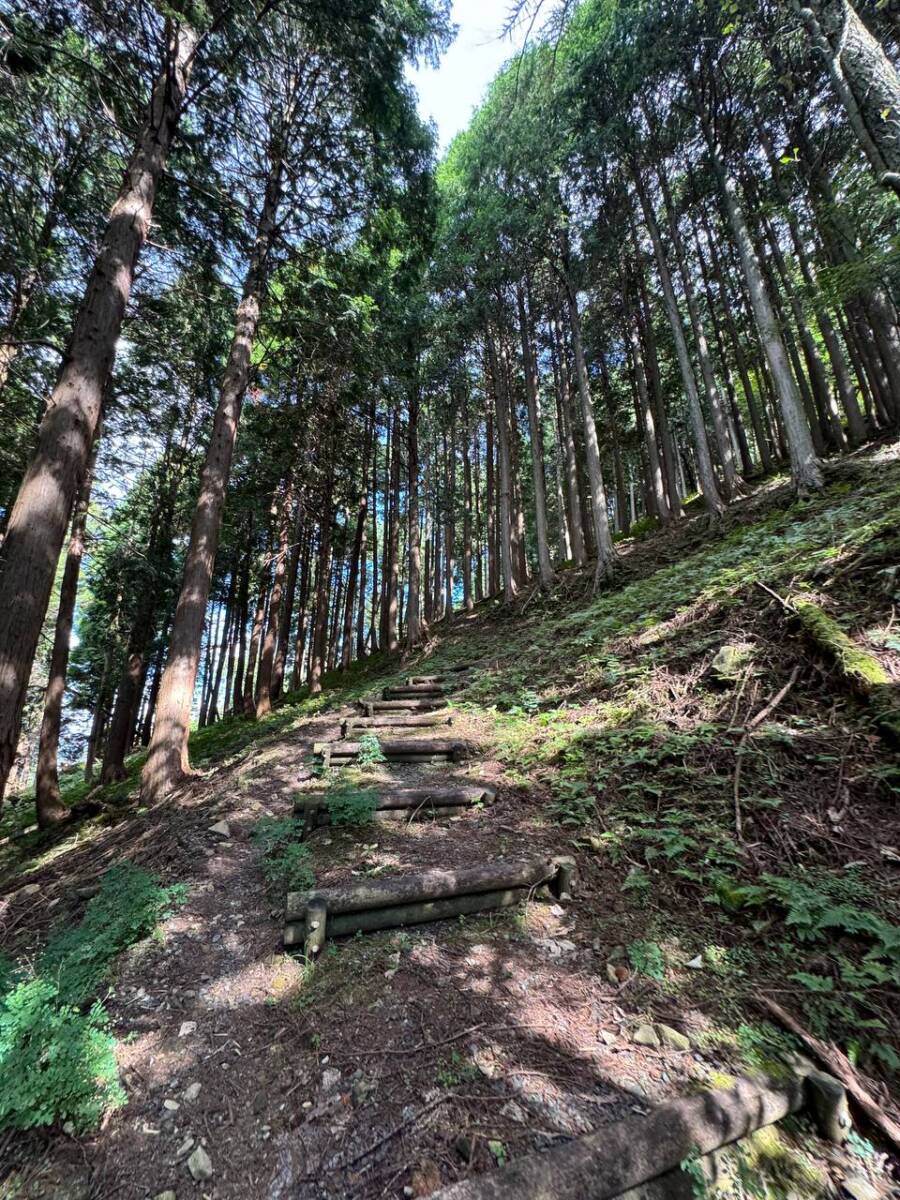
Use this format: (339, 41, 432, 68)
(3, 451, 900, 1199)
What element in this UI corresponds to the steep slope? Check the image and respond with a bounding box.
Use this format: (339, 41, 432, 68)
(2, 445, 899, 1198)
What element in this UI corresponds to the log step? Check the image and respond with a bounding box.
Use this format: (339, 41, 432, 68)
(313, 738, 468, 767)
(285, 855, 575, 954)
(383, 685, 446, 700)
(341, 711, 452, 737)
(294, 783, 495, 837)
(359, 697, 449, 715)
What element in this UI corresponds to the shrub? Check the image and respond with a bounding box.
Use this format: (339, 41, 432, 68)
(40, 862, 186, 1005)
(0, 979, 125, 1132)
(252, 817, 314, 891)
(326, 783, 378, 826)
(356, 733, 386, 766)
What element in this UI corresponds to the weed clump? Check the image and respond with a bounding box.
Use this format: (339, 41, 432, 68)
(252, 816, 314, 892)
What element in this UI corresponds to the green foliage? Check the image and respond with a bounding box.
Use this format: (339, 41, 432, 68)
(40, 863, 186, 1006)
(356, 733, 386, 766)
(627, 939, 666, 981)
(252, 817, 314, 892)
(0, 862, 180, 1133)
(0, 979, 125, 1132)
(326, 782, 378, 826)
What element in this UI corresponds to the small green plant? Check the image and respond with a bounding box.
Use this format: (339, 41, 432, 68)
(40, 863, 186, 1005)
(356, 733, 386, 766)
(488, 1139, 507, 1166)
(326, 782, 378, 826)
(252, 816, 314, 891)
(0, 979, 125, 1132)
(627, 939, 666, 981)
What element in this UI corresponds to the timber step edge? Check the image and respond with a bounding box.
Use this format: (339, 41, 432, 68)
(293, 783, 496, 837)
(285, 855, 575, 954)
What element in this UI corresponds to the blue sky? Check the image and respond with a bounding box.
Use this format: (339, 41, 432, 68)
(408, 0, 530, 154)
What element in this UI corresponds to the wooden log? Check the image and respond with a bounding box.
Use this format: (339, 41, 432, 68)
(757, 995, 900, 1153)
(286, 856, 571, 921)
(286, 886, 529, 946)
(294, 784, 495, 817)
(407, 674, 445, 685)
(319, 738, 468, 764)
(383, 685, 446, 700)
(359, 697, 449, 715)
(428, 1074, 810, 1200)
(341, 712, 452, 736)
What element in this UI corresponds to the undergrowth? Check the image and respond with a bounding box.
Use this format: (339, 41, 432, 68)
(0, 862, 183, 1132)
(253, 816, 315, 892)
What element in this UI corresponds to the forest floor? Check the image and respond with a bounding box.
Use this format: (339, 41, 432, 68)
(2, 442, 900, 1199)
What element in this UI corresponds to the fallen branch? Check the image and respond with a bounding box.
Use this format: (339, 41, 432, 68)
(733, 667, 800, 840)
(757, 995, 900, 1155)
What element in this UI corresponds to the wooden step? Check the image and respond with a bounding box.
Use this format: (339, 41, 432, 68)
(313, 738, 467, 767)
(358, 697, 448, 716)
(341, 711, 452, 737)
(285, 855, 575, 953)
(294, 783, 495, 837)
(383, 685, 445, 700)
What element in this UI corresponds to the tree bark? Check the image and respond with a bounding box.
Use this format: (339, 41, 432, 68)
(256, 478, 294, 718)
(407, 385, 424, 647)
(517, 283, 555, 587)
(34, 434, 98, 825)
(142, 125, 285, 801)
(797, 0, 900, 199)
(706, 136, 824, 492)
(631, 172, 727, 518)
(0, 20, 198, 807)
(486, 331, 518, 602)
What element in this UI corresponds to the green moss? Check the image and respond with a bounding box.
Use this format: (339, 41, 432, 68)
(792, 600, 889, 692)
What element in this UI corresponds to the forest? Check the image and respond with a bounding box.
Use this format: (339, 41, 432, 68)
(1, 0, 899, 1197)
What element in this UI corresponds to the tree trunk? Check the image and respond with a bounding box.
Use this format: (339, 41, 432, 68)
(461, 394, 474, 610)
(797, 0, 900, 199)
(517, 283, 555, 587)
(309, 469, 335, 696)
(141, 128, 285, 801)
(34, 435, 98, 825)
(233, 544, 251, 712)
(561, 263, 617, 585)
(707, 138, 824, 492)
(407, 386, 424, 647)
(243, 563, 269, 713)
(485, 411, 499, 594)
(444, 414, 456, 620)
(550, 312, 588, 563)
(631, 171, 727, 518)
(386, 408, 401, 651)
(0, 20, 198, 807)
(256, 479, 294, 718)
(486, 332, 518, 602)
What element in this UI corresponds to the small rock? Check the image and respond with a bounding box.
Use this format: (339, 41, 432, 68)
(321, 1067, 342, 1092)
(351, 1074, 376, 1106)
(599, 1029, 617, 1046)
(842, 1175, 880, 1200)
(710, 642, 754, 684)
(186, 1145, 213, 1182)
(209, 819, 231, 837)
(178, 1021, 196, 1038)
(154, 1192, 177, 1200)
(21, 883, 40, 896)
(163, 1099, 180, 1112)
(454, 1134, 475, 1163)
(549, 904, 565, 917)
(500, 1100, 526, 1123)
(686, 955, 703, 969)
(175, 1135, 194, 1158)
(183, 1082, 201, 1103)
(606, 961, 630, 984)
(656, 1024, 691, 1051)
(632, 1024, 661, 1048)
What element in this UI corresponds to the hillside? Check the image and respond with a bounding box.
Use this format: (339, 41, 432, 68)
(2, 446, 899, 1199)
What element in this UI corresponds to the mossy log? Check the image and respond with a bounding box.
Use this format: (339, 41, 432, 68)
(428, 1069, 847, 1200)
(341, 712, 452, 736)
(792, 599, 900, 744)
